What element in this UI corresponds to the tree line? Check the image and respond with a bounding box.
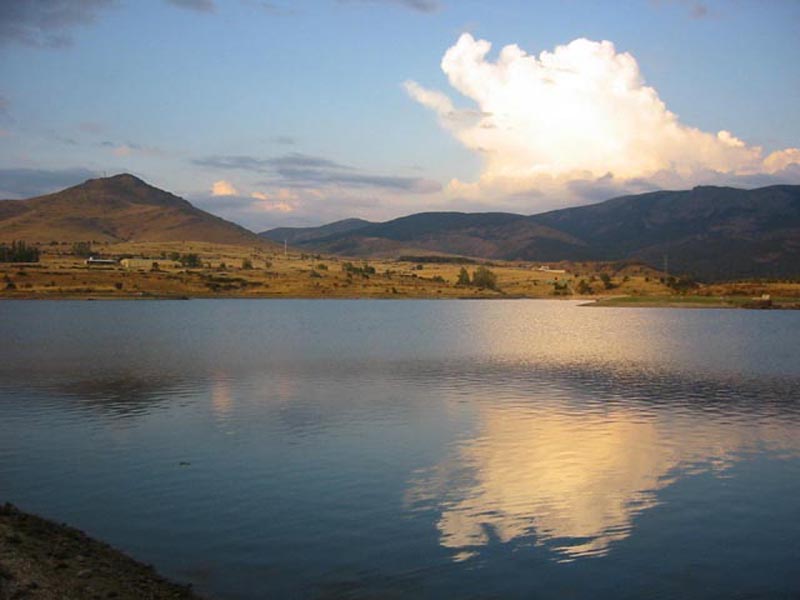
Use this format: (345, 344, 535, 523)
(457, 266, 498, 290)
(0, 241, 40, 263)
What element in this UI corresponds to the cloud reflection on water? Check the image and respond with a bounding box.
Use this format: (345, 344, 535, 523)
(409, 400, 799, 562)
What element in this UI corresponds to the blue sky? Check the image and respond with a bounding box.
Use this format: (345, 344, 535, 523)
(1, 0, 798, 230)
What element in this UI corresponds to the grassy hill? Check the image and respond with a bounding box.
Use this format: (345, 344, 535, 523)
(0, 173, 274, 247)
(4, 175, 797, 281)
(269, 185, 800, 281)
(530, 185, 800, 280)
(260, 218, 373, 245)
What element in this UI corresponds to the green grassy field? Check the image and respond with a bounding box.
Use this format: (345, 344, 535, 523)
(589, 295, 800, 309)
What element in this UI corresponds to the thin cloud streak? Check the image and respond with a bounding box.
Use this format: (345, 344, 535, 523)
(0, 0, 114, 48)
(165, 0, 216, 13)
(193, 153, 441, 193)
(337, 0, 442, 14)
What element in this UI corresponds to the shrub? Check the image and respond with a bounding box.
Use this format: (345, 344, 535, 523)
(71, 241, 93, 258)
(472, 266, 498, 290)
(577, 279, 593, 295)
(666, 276, 699, 293)
(179, 253, 203, 268)
(600, 273, 615, 290)
(342, 262, 375, 277)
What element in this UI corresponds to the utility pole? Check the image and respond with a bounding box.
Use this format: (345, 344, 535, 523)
(284, 239, 287, 259)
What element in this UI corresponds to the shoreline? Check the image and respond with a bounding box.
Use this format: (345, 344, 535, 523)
(3, 242, 798, 307)
(0, 503, 204, 600)
(1, 292, 799, 309)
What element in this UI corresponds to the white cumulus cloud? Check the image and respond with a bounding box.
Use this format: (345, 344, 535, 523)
(406, 33, 800, 207)
(211, 179, 239, 196)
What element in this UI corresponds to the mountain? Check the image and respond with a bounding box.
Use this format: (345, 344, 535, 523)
(260, 218, 373, 245)
(286, 212, 587, 260)
(278, 185, 800, 281)
(0, 174, 271, 246)
(5, 175, 796, 279)
(531, 185, 800, 280)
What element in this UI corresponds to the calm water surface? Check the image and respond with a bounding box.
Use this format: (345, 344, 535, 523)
(1, 299, 799, 599)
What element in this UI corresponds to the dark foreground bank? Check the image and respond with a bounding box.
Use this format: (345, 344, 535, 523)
(0, 504, 204, 600)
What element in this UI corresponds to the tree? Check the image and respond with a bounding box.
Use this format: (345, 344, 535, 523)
(472, 266, 498, 290)
(457, 267, 471, 286)
(0, 241, 40, 263)
(577, 279, 593, 295)
(71, 241, 92, 258)
(667, 276, 699, 294)
(179, 253, 202, 268)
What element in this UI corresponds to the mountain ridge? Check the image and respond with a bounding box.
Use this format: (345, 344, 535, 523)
(0, 174, 273, 247)
(260, 184, 800, 280)
(2, 175, 797, 280)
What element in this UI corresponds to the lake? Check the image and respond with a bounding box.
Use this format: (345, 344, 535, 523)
(1, 299, 799, 599)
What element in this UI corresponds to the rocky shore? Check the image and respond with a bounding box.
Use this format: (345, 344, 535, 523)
(0, 504, 203, 600)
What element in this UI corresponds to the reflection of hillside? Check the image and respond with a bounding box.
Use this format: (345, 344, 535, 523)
(393, 357, 800, 417)
(52, 372, 197, 417)
(408, 395, 800, 562)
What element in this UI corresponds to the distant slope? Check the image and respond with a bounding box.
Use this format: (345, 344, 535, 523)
(301, 212, 586, 259)
(530, 185, 800, 280)
(260, 218, 372, 245)
(286, 185, 800, 280)
(6, 175, 797, 279)
(0, 174, 273, 246)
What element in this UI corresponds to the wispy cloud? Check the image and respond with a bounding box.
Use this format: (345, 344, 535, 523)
(193, 152, 441, 193)
(269, 153, 349, 170)
(165, 0, 215, 13)
(264, 168, 441, 193)
(272, 135, 296, 145)
(0, 0, 114, 48)
(651, 0, 711, 19)
(258, 2, 297, 16)
(337, 0, 442, 14)
(78, 121, 106, 134)
(100, 140, 163, 157)
(0, 167, 98, 198)
(193, 155, 271, 172)
(193, 153, 348, 171)
(250, 190, 295, 212)
(192, 186, 411, 231)
(690, 2, 709, 19)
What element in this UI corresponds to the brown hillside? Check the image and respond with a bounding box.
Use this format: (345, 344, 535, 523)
(0, 173, 273, 247)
